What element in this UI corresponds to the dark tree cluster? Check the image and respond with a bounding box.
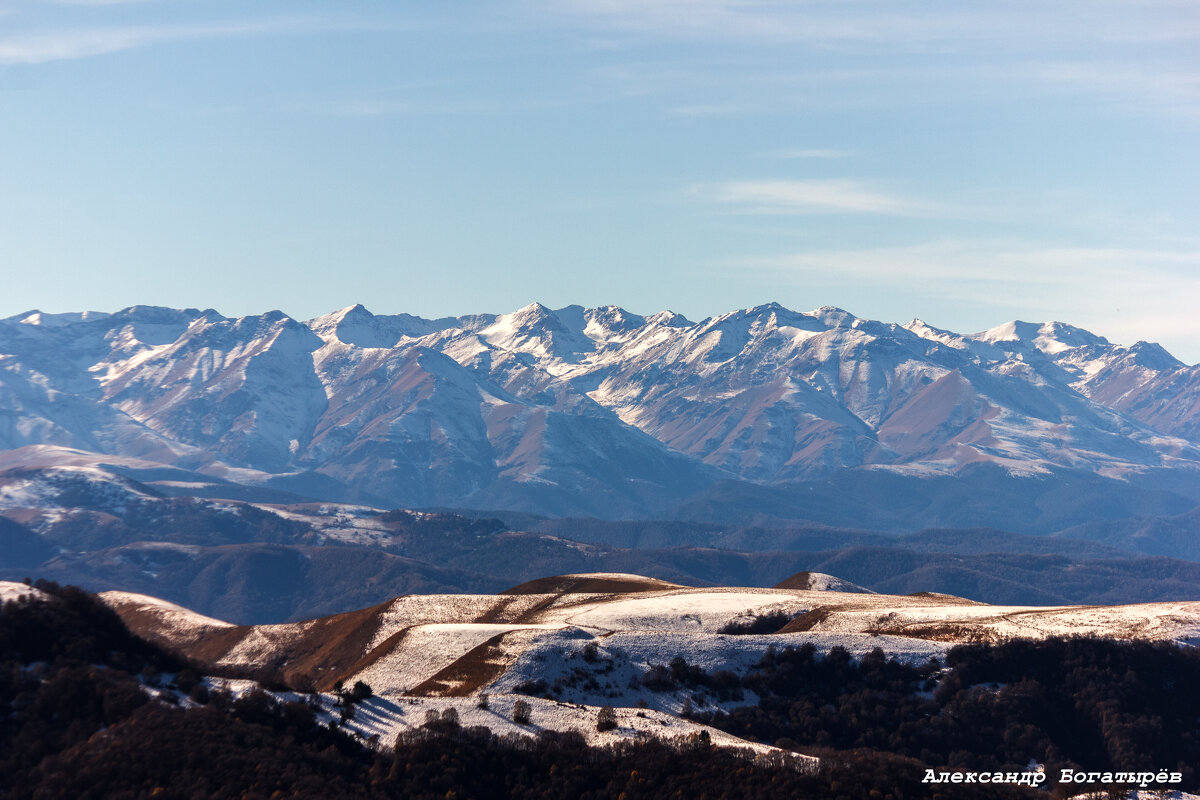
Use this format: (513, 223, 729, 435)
(641, 656, 744, 702)
(692, 638, 1200, 792)
(379, 722, 1032, 800)
(514, 643, 623, 699)
(596, 705, 618, 732)
(378, 509, 506, 540)
(717, 610, 794, 635)
(0, 580, 186, 673)
(333, 678, 374, 704)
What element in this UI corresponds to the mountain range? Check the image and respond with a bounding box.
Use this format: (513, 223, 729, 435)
(2, 302, 1199, 530)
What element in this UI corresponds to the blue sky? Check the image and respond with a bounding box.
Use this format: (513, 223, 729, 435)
(1, 1, 1198, 360)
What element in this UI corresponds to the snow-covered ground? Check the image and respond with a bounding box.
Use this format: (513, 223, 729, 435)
(202, 675, 814, 768)
(98, 574, 1200, 760)
(545, 590, 802, 633)
(8, 569, 1186, 777)
(805, 598, 1200, 645)
(331, 693, 812, 765)
(101, 590, 237, 646)
(109, 580, 1200, 698)
(0, 580, 47, 604)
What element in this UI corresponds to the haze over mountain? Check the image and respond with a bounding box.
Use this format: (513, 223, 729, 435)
(2, 302, 1199, 530)
(7, 460, 1200, 623)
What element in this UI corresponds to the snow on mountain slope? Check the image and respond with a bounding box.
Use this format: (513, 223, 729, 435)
(0, 462, 160, 515)
(2, 303, 1198, 518)
(101, 590, 235, 646)
(906, 317, 1200, 446)
(0, 444, 181, 473)
(306, 304, 466, 348)
(583, 304, 1195, 480)
(477, 302, 598, 373)
(303, 334, 713, 515)
(1084, 357, 1200, 444)
(323, 693, 800, 764)
(94, 310, 330, 473)
(774, 571, 873, 592)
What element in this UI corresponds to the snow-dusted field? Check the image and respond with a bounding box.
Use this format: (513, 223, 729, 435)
(546, 589, 802, 633)
(0, 580, 47, 604)
(96, 573, 1200, 757)
(331, 694, 812, 765)
(102, 591, 235, 637)
(202, 675, 815, 769)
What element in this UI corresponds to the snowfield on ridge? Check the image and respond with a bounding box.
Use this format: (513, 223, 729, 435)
(98, 572, 1200, 755)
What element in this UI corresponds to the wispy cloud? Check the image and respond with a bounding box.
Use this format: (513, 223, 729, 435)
(691, 179, 942, 216)
(555, 2, 1200, 122)
(726, 239, 1200, 284)
(553, 0, 996, 48)
(0, 27, 150, 64)
(552, 0, 1200, 48)
(1028, 61, 1200, 121)
(0, 16, 374, 65)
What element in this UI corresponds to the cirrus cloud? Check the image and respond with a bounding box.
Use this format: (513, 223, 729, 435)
(691, 178, 944, 216)
(718, 238, 1200, 359)
(0, 16, 389, 65)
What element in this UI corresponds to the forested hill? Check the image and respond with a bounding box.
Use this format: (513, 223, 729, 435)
(3, 582, 1198, 798)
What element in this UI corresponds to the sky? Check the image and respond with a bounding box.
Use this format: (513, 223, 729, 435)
(1, 1, 1198, 361)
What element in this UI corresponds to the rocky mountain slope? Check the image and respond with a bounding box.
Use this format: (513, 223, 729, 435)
(2, 303, 1198, 525)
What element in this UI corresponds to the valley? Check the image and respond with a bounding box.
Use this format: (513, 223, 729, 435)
(4, 461, 1200, 623)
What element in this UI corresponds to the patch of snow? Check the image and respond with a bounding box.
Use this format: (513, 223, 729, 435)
(544, 590, 808, 634)
(100, 591, 235, 642)
(0, 581, 47, 603)
(356, 622, 567, 697)
(311, 691, 816, 768)
(215, 620, 322, 665)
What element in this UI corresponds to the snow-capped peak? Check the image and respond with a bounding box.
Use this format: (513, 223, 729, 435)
(1120, 341, 1184, 371)
(583, 305, 647, 341)
(11, 309, 112, 327)
(644, 310, 692, 327)
(806, 305, 857, 328)
(975, 320, 1108, 355)
(306, 303, 407, 348)
(478, 302, 596, 367)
